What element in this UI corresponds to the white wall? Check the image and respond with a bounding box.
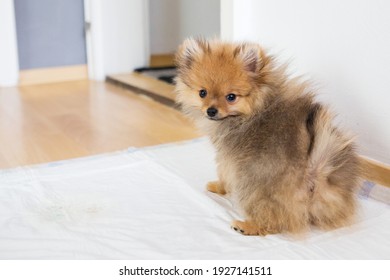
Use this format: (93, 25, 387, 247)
(149, 0, 220, 54)
(178, 0, 220, 41)
(223, 0, 390, 164)
(101, 0, 149, 75)
(85, 0, 149, 80)
(0, 0, 19, 87)
(149, 0, 181, 54)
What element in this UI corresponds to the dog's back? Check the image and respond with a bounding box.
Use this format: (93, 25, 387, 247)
(214, 94, 360, 233)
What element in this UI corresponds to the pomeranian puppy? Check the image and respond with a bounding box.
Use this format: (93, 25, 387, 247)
(175, 38, 361, 236)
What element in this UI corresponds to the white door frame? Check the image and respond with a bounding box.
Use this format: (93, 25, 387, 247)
(220, 0, 255, 41)
(83, 0, 105, 80)
(0, 0, 19, 87)
(220, 0, 234, 40)
(83, 0, 150, 81)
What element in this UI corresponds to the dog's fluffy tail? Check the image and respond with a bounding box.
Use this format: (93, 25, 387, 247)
(308, 105, 359, 180)
(306, 104, 361, 229)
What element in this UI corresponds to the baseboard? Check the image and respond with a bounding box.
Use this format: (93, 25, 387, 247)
(359, 156, 390, 188)
(150, 54, 175, 67)
(106, 72, 176, 107)
(19, 64, 88, 86)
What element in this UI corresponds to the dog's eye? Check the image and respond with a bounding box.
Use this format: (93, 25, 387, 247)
(199, 89, 207, 98)
(226, 93, 237, 102)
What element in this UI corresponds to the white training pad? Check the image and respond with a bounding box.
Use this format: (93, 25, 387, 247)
(0, 138, 389, 259)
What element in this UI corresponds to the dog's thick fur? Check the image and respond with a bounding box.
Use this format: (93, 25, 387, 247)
(175, 38, 361, 236)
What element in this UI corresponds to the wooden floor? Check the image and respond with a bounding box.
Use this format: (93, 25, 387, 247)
(0, 80, 199, 168)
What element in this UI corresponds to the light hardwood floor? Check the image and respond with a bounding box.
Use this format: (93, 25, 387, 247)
(0, 80, 199, 168)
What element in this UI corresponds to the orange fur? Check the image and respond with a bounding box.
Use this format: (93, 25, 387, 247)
(175, 38, 361, 236)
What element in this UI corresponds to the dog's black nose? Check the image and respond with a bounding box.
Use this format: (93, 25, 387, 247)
(207, 107, 218, 117)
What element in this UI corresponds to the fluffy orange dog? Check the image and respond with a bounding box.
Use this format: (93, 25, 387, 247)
(175, 38, 360, 236)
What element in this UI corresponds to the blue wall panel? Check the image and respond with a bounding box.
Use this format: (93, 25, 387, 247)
(14, 0, 87, 70)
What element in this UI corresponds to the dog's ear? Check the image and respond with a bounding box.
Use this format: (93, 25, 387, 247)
(234, 43, 262, 73)
(175, 38, 206, 70)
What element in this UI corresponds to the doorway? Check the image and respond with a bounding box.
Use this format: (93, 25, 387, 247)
(14, 0, 88, 85)
(148, 0, 220, 66)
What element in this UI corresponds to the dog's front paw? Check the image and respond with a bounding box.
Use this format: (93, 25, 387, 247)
(206, 181, 226, 195)
(231, 220, 271, 236)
